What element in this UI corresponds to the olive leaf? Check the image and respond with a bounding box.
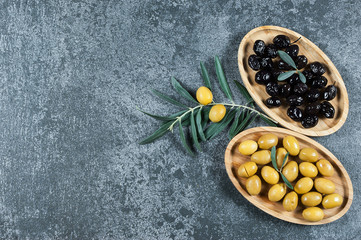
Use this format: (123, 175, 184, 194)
(234, 80, 254, 104)
(190, 109, 201, 151)
(233, 111, 251, 136)
(139, 121, 173, 145)
(171, 77, 198, 104)
(178, 121, 195, 156)
(299, 71, 306, 83)
(228, 108, 242, 140)
(201, 106, 210, 129)
(277, 50, 297, 69)
(259, 114, 278, 127)
(168, 110, 187, 118)
(136, 107, 177, 121)
(200, 61, 212, 90)
(281, 173, 294, 190)
(205, 109, 236, 140)
(152, 89, 189, 108)
(280, 152, 290, 171)
(215, 56, 233, 102)
(277, 70, 296, 81)
(196, 108, 207, 141)
(271, 146, 278, 171)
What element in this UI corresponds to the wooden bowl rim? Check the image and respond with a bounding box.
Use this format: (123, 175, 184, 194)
(238, 25, 349, 137)
(224, 126, 353, 225)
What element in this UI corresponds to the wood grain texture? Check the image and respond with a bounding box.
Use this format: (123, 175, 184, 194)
(224, 127, 353, 225)
(238, 26, 349, 136)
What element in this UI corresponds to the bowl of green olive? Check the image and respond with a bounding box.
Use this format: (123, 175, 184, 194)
(225, 127, 353, 225)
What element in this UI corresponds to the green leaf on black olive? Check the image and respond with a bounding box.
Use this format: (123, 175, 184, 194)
(277, 50, 297, 69)
(277, 70, 296, 81)
(298, 71, 307, 83)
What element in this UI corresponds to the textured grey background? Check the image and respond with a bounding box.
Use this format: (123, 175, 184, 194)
(0, 0, 360, 239)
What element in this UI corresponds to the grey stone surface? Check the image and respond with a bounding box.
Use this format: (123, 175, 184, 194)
(0, 0, 360, 239)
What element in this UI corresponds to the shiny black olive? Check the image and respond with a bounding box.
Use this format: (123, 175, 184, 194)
(320, 101, 335, 118)
(287, 95, 304, 106)
(302, 70, 314, 82)
(255, 70, 272, 85)
(293, 82, 308, 96)
(273, 35, 290, 49)
(248, 54, 261, 71)
(253, 40, 266, 56)
(271, 69, 284, 80)
(301, 115, 319, 128)
(264, 44, 278, 58)
(288, 74, 301, 85)
(323, 85, 337, 101)
(304, 102, 321, 115)
(265, 97, 281, 107)
(295, 55, 308, 69)
(305, 89, 320, 102)
(309, 62, 326, 76)
(266, 82, 279, 96)
(277, 60, 292, 70)
(279, 83, 292, 98)
(287, 106, 303, 121)
(285, 45, 299, 58)
(311, 76, 328, 88)
(260, 57, 273, 69)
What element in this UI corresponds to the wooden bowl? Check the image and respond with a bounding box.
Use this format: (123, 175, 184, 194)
(225, 127, 353, 225)
(238, 26, 349, 136)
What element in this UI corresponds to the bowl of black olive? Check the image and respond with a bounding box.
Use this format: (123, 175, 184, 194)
(238, 26, 349, 136)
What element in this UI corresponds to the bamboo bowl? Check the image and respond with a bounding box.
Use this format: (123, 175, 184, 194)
(225, 127, 353, 225)
(238, 26, 349, 136)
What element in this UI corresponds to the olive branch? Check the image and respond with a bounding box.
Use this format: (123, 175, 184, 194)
(138, 56, 278, 156)
(277, 50, 307, 83)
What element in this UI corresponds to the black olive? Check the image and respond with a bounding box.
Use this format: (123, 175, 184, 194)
(260, 57, 273, 69)
(279, 83, 292, 98)
(287, 95, 304, 106)
(253, 40, 266, 56)
(295, 55, 308, 69)
(304, 102, 321, 115)
(302, 70, 314, 82)
(311, 76, 328, 89)
(248, 54, 261, 71)
(301, 115, 319, 128)
(285, 45, 299, 58)
(264, 44, 278, 58)
(277, 60, 292, 70)
(255, 70, 272, 85)
(323, 85, 337, 101)
(273, 35, 290, 49)
(287, 106, 303, 121)
(309, 62, 326, 76)
(265, 97, 281, 108)
(288, 74, 301, 85)
(266, 82, 279, 96)
(320, 101, 335, 118)
(271, 69, 284, 80)
(293, 82, 308, 96)
(305, 89, 320, 102)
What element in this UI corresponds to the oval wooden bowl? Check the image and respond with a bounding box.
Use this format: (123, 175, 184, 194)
(238, 26, 349, 136)
(225, 127, 353, 225)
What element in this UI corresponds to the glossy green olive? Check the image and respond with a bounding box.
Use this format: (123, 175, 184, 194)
(322, 193, 343, 209)
(283, 136, 300, 156)
(251, 150, 271, 165)
(209, 104, 226, 123)
(299, 148, 319, 162)
(246, 175, 262, 195)
(258, 134, 278, 150)
(238, 140, 258, 156)
(282, 161, 299, 183)
(276, 147, 289, 169)
(314, 178, 335, 194)
(294, 177, 313, 194)
(261, 166, 279, 184)
(196, 86, 213, 105)
(268, 183, 287, 202)
(237, 162, 258, 178)
(316, 159, 334, 177)
(302, 207, 324, 222)
(299, 162, 318, 178)
(301, 192, 322, 207)
(283, 191, 298, 212)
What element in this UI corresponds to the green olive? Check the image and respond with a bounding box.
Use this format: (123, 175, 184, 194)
(301, 192, 322, 207)
(261, 166, 279, 184)
(281, 161, 299, 183)
(246, 175, 262, 195)
(276, 147, 289, 169)
(268, 183, 287, 202)
(316, 159, 334, 177)
(314, 178, 335, 194)
(299, 162, 318, 178)
(258, 134, 278, 150)
(283, 191, 298, 212)
(299, 148, 319, 162)
(283, 136, 300, 156)
(322, 193, 343, 209)
(251, 150, 271, 165)
(302, 207, 324, 222)
(294, 177, 313, 194)
(238, 140, 258, 155)
(237, 162, 258, 178)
